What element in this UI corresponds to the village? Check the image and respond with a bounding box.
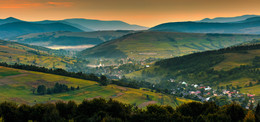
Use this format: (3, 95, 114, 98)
(84, 58, 257, 108)
(168, 79, 256, 109)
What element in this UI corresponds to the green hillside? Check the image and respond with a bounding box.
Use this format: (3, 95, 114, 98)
(79, 31, 260, 59)
(0, 40, 76, 69)
(126, 43, 260, 98)
(0, 66, 191, 107)
(11, 30, 134, 47)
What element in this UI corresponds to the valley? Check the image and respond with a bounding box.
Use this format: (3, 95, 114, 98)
(2, 1, 260, 121)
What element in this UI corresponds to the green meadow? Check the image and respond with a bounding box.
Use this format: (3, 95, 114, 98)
(0, 66, 191, 107)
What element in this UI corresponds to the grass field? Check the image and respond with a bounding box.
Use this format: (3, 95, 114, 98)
(213, 50, 260, 71)
(0, 40, 76, 69)
(0, 66, 191, 107)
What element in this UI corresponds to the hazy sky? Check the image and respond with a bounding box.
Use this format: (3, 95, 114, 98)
(0, 0, 260, 27)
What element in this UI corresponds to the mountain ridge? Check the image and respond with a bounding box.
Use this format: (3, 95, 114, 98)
(79, 31, 260, 59)
(0, 21, 84, 39)
(198, 15, 259, 23)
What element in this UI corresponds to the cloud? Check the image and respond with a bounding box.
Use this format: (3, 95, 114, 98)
(47, 2, 73, 7)
(0, 3, 42, 9)
(0, 1, 73, 9)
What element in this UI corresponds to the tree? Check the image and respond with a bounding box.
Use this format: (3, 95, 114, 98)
(18, 104, 31, 122)
(0, 102, 19, 122)
(31, 103, 61, 122)
(37, 85, 46, 95)
(249, 82, 253, 87)
(221, 103, 246, 122)
(100, 75, 108, 86)
(47, 88, 53, 94)
(67, 101, 77, 120)
(243, 110, 255, 122)
(54, 83, 61, 93)
(71, 86, 75, 91)
(31, 87, 36, 94)
(255, 103, 260, 122)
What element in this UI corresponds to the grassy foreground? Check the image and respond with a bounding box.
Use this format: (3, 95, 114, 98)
(0, 66, 191, 107)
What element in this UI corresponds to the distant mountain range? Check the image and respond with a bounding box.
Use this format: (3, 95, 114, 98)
(0, 22, 83, 39)
(63, 18, 148, 31)
(35, 18, 148, 31)
(198, 15, 259, 23)
(0, 17, 148, 31)
(0, 17, 148, 39)
(150, 15, 260, 34)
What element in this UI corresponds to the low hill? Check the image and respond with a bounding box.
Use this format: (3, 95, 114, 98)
(0, 22, 83, 39)
(0, 40, 76, 69)
(79, 31, 260, 59)
(126, 42, 260, 98)
(0, 66, 190, 107)
(11, 31, 135, 50)
(150, 19, 260, 34)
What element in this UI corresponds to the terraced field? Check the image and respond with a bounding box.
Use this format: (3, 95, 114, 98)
(0, 66, 191, 107)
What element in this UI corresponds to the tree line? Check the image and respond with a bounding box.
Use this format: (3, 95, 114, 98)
(0, 98, 259, 122)
(34, 82, 80, 95)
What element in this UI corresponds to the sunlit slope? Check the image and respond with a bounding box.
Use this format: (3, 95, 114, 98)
(0, 66, 191, 107)
(0, 40, 76, 69)
(80, 31, 260, 59)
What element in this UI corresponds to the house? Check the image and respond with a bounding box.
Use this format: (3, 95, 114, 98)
(204, 86, 212, 91)
(182, 82, 187, 85)
(195, 91, 201, 94)
(170, 79, 175, 82)
(206, 97, 210, 101)
(190, 91, 196, 94)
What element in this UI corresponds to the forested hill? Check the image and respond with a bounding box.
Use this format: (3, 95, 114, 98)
(0, 22, 83, 39)
(127, 43, 260, 97)
(11, 30, 134, 47)
(79, 31, 260, 59)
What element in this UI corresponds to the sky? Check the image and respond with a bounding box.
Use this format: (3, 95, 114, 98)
(0, 0, 260, 27)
